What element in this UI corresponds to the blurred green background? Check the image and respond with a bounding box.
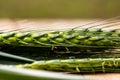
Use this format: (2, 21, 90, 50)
(0, 0, 120, 18)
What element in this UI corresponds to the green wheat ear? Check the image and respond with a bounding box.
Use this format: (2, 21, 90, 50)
(17, 58, 120, 73)
(0, 29, 119, 48)
(0, 16, 120, 48)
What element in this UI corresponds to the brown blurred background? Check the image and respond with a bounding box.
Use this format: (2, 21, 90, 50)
(0, 0, 119, 18)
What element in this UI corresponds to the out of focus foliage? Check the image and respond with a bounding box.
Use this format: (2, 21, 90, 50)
(0, 0, 119, 18)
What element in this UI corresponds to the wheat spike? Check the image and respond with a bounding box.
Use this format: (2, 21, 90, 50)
(0, 29, 119, 48)
(17, 58, 120, 73)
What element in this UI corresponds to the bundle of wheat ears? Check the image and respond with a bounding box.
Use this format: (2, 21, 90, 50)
(1, 16, 120, 74)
